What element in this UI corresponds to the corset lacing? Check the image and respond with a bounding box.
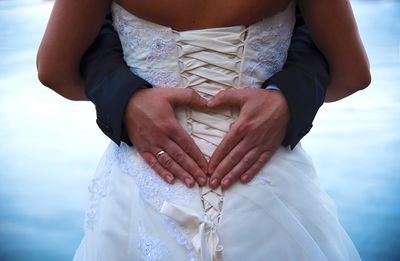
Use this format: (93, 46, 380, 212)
(160, 26, 247, 261)
(175, 27, 247, 155)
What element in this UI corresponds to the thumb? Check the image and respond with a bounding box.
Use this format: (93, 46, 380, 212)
(208, 89, 243, 109)
(169, 88, 208, 110)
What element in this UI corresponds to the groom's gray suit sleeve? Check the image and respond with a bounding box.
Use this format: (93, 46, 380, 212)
(81, 12, 330, 149)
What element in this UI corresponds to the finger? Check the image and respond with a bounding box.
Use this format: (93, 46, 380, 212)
(209, 137, 253, 189)
(169, 88, 208, 110)
(162, 139, 208, 186)
(141, 152, 175, 184)
(167, 123, 209, 173)
(240, 150, 275, 183)
(220, 147, 259, 189)
(208, 121, 245, 174)
(155, 148, 196, 188)
(208, 89, 244, 109)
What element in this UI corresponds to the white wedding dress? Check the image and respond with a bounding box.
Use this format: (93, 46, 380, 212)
(74, 2, 361, 260)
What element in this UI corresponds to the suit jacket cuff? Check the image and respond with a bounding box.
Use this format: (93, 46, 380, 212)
(263, 67, 326, 149)
(85, 67, 150, 145)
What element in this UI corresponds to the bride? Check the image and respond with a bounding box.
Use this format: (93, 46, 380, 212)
(37, 0, 370, 260)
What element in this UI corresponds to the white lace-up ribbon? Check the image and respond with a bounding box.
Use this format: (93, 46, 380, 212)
(160, 27, 248, 261)
(173, 27, 247, 157)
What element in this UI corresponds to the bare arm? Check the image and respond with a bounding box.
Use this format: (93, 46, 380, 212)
(299, 0, 371, 102)
(37, 0, 110, 100)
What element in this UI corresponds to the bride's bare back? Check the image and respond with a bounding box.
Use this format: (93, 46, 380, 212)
(115, 0, 291, 30)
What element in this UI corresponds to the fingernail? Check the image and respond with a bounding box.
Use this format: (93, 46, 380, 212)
(166, 175, 174, 184)
(210, 178, 219, 187)
(198, 177, 207, 186)
(222, 178, 231, 187)
(185, 177, 194, 187)
(241, 175, 249, 183)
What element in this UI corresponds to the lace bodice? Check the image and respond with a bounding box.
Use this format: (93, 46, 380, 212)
(112, 3, 295, 90)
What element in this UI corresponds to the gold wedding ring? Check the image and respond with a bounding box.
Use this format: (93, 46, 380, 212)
(156, 150, 166, 159)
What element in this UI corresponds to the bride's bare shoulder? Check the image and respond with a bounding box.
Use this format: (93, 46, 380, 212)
(114, 0, 292, 30)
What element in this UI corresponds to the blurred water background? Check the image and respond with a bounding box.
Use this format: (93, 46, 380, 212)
(0, 0, 399, 260)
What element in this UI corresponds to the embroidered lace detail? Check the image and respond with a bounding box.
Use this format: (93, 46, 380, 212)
(114, 143, 196, 211)
(113, 12, 145, 50)
(162, 217, 198, 260)
(112, 4, 179, 87)
(241, 4, 295, 87)
(113, 143, 198, 258)
(130, 68, 179, 88)
(85, 147, 114, 230)
(147, 38, 176, 66)
(138, 222, 169, 261)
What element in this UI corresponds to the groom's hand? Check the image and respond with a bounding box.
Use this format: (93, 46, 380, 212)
(207, 88, 290, 189)
(125, 88, 209, 187)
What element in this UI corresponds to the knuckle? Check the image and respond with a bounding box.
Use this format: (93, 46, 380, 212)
(217, 140, 235, 155)
(242, 156, 253, 168)
(237, 123, 252, 134)
(228, 154, 240, 165)
(157, 155, 166, 164)
(255, 156, 266, 166)
(178, 139, 193, 153)
(159, 155, 173, 169)
(172, 151, 186, 163)
(164, 158, 173, 169)
(185, 143, 196, 154)
(225, 89, 234, 95)
(218, 91, 226, 100)
(157, 121, 176, 134)
(189, 89, 198, 99)
(254, 154, 269, 167)
(185, 88, 196, 95)
(228, 126, 239, 136)
(260, 150, 273, 162)
(220, 144, 232, 156)
(215, 90, 227, 101)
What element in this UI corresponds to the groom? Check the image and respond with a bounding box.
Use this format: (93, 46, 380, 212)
(80, 9, 330, 189)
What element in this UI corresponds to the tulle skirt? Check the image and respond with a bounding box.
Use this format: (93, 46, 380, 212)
(73, 142, 360, 261)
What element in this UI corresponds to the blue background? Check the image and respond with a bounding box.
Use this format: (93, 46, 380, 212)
(0, 0, 399, 260)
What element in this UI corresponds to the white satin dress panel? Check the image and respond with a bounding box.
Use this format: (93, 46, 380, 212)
(74, 2, 361, 260)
